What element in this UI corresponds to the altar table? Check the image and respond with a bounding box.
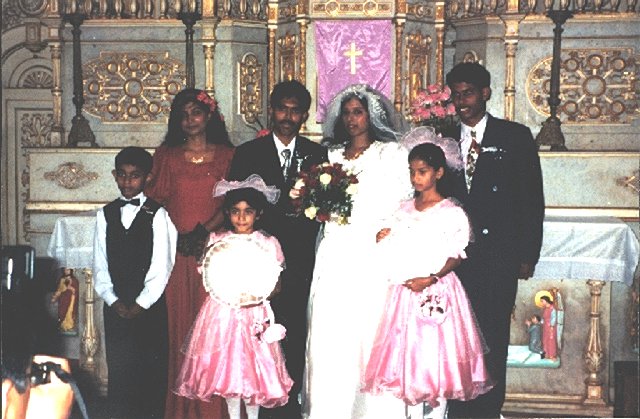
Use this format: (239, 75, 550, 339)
(505, 215, 639, 417)
(533, 215, 638, 286)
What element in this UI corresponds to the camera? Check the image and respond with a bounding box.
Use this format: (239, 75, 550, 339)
(29, 361, 59, 386)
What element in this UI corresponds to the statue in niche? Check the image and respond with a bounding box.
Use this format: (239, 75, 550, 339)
(508, 288, 564, 368)
(51, 268, 79, 335)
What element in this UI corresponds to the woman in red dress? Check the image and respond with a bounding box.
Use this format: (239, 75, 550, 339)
(146, 88, 235, 419)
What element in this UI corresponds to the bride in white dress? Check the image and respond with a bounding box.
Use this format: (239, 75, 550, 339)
(303, 85, 413, 419)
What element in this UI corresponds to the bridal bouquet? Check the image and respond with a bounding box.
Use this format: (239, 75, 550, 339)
(409, 84, 458, 134)
(289, 162, 358, 224)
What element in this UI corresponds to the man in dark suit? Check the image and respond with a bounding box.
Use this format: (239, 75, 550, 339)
(445, 62, 545, 418)
(228, 80, 327, 419)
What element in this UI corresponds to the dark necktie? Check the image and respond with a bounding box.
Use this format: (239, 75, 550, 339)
(465, 130, 480, 191)
(281, 149, 292, 181)
(118, 198, 140, 207)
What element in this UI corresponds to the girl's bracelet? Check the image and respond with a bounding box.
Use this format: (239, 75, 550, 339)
(429, 274, 440, 283)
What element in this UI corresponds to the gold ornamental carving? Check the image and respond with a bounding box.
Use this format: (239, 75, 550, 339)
(311, 0, 393, 17)
(81, 269, 99, 372)
(584, 279, 606, 405)
(527, 48, 639, 124)
(44, 162, 99, 189)
(239, 53, 264, 125)
(407, 2, 434, 19)
(278, 32, 297, 82)
(277, 2, 298, 19)
(616, 170, 640, 193)
(83, 52, 186, 123)
(405, 31, 432, 111)
(21, 70, 54, 88)
(21, 112, 54, 147)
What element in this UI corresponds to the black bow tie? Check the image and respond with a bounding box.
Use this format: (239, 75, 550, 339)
(118, 198, 141, 207)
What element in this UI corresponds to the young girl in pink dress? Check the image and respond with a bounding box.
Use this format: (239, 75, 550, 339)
(174, 175, 293, 419)
(363, 128, 494, 419)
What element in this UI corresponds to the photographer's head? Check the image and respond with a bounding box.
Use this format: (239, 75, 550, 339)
(2, 248, 74, 419)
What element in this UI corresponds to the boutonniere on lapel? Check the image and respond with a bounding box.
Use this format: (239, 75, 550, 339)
(479, 146, 507, 159)
(293, 149, 309, 173)
(140, 203, 155, 215)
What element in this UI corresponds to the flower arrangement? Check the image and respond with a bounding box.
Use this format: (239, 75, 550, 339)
(409, 84, 458, 134)
(289, 162, 358, 224)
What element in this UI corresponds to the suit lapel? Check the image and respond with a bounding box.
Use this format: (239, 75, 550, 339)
(479, 114, 499, 148)
(265, 135, 286, 185)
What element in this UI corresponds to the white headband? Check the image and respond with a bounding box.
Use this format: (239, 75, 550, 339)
(213, 174, 281, 204)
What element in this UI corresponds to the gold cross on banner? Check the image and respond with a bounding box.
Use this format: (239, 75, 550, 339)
(343, 42, 363, 75)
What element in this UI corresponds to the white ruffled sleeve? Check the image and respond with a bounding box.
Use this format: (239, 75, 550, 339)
(445, 205, 471, 260)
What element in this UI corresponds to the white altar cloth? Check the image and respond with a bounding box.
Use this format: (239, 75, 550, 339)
(47, 212, 97, 267)
(46, 214, 640, 287)
(532, 215, 639, 286)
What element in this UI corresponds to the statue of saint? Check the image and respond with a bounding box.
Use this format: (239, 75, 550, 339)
(51, 268, 79, 334)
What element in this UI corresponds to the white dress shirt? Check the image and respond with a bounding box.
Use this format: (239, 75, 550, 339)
(93, 192, 177, 309)
(460, 113, 488, 166)
(273, 133, 297, 167)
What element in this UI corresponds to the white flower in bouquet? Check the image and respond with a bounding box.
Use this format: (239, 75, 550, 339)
(319, 173, 332, 186)
(345, 183, 358, 195)
(304, 206, 318, 219)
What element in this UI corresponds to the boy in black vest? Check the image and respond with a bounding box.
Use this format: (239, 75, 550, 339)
(93, 146, 177, 419)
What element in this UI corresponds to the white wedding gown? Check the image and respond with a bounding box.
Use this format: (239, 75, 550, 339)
(303, 141, 413, 419)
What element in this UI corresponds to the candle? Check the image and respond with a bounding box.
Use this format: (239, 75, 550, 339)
(6, 257, 13, 290)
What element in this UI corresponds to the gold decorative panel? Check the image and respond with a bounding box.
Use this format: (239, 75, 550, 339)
(44, 162, 99, 189)
(405, 31, 432, 111)
(83, 52, 186, 123)
(239, 53, 263, 125)
(278, 32, 297, 82)
(527, 48, 639, 124)
(311, 0, 393, 17)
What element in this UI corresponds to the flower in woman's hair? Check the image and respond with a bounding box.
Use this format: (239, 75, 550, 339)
(196, 91, 217, 112)
(256, 129, 271, 138)
(291, 162, 358, 224)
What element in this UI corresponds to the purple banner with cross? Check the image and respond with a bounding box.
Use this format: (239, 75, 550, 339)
(314, 20, 393, 122)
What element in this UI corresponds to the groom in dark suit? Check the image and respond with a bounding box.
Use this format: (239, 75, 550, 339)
(445, 63, 545, 418)
(228, 80, 327, 419)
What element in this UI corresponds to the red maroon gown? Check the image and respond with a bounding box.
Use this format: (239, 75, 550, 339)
(146, 144, 235, 419)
